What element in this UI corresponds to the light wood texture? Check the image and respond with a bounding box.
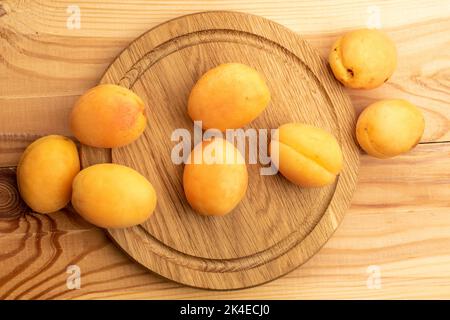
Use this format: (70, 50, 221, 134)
(0, 0, 449, 298)
(80, 11, 359, 289)
(0, 143, 449, 299)
(0, 0, 448, 143)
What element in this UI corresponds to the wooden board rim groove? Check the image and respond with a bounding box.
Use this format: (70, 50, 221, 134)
(118, 31, 342, 270)
(116, 27, 343, 149)
(81, 11, 360, 290)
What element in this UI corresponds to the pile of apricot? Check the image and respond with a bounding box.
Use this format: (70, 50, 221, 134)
(17, 85, 157, 229)
(329, 29, 424, 158)
(16, 28, 424, 228)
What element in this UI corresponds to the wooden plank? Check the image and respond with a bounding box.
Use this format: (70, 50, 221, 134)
(77, 10, 360, 290)
(0, 143, 449, 299)
(0, 0, 448, 141)
(0, 134, 41, 167)
(0, 0, 449, 299)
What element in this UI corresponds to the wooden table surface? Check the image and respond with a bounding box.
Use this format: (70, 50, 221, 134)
(0, 0, 449, 299)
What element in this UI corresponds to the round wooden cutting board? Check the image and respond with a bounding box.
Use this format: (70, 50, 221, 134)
(81, 11, 359, 290)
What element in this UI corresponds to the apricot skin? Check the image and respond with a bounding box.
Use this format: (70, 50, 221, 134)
(70, 84, 147, 148)
(270, 123, 343, 187)
(17, 135, 80, 214)
(329, 29, 397, 89)
(356, 99, 425, 158)
(71, 164, 157, 229)
(188, 63, 271, 131)
(183, 138, 248, 216)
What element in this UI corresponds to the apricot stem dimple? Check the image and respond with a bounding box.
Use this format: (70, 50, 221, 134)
(346, 68, 354, 78)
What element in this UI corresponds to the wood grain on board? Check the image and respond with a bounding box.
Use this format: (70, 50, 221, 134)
(0, 0, 449, 298)
(0, 143, 449, 299)
(0, 0, 448, 142)
(78, 11, 360, 289)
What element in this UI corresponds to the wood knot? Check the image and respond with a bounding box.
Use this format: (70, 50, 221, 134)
(0, 168, 28, 220)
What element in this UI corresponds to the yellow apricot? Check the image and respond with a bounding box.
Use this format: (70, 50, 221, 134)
(329, 29, 397, 89)
(356, 99, 425, 158)
(72, 164, 157, 228)
(188, 63, 271, 131)
(183, 138, 248, 216)
(270, 123, 343, 187)
(70, 84, 147, 148)
(17, 135, 80, 214)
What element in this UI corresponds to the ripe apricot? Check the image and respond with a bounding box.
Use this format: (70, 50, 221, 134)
(188, 63, 271, 131)
(17, 135, 80, 214)
(329, 29, 397, 89)
(70, 84, 147, 148)
(183, 138, 248, 216)
(71, 163, 157, 228)
(270, 123, 343, 187)
(72, 164, 157, 228)
(356, 99, 425, 158)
